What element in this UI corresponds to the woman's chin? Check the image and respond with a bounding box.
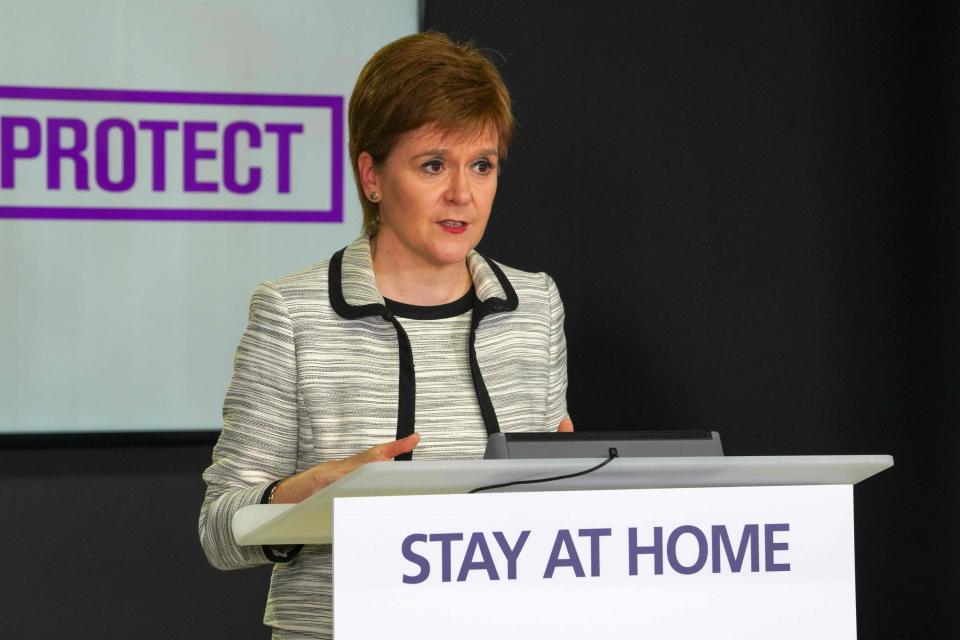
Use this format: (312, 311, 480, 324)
(428, 232, 481, 265)
(428, 245, 473, 267)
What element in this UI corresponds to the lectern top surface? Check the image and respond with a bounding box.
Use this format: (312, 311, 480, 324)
(314, 454, 892, 497)
(232, 454, 893, 546)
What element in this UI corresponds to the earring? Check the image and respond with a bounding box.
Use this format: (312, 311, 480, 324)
(369, 191, 381, 202)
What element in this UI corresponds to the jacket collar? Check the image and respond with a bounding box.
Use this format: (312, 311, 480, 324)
(329, 235, 518, 320)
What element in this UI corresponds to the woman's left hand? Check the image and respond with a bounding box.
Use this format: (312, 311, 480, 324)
(557, 417, 574, 432)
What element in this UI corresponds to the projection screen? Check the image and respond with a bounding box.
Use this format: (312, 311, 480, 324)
(0, 0, 419, 434)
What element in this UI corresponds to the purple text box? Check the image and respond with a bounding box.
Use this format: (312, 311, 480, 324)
(0, 86, 343, 223)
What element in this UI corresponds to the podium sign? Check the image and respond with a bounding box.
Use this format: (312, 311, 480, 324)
(334, 485, 855, 639)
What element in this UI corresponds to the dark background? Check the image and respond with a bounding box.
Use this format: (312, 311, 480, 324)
(2, 1, 957, 637)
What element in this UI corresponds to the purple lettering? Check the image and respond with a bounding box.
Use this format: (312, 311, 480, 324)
(544, 529, 585, 578)
(183, 121, 218, 192)
(629, 526, 663, 575)
(492, 531, 529, 580)
(456, 532, 499, 582)
(428, 532, 463, 583)
(264, 122, 303, 193)
(1, 116, 42, 189)
(579, 528, 611, 577)
(764, 523, 791, 571)
(223, 121, 262, 194)
(94, 118, 136, 192)
(667, 525, 708, 575)
(47, 118, 89, 190)
(401, 533, 430, 585)
(712, 524, 760, 573)
(139, 120, 178, 191)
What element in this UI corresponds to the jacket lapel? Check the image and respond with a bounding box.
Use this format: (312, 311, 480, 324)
(330, 235, 519, 319)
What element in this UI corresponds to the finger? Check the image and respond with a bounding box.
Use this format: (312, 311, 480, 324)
(373, 433, 420, 460)
(557, 417, 574, 432)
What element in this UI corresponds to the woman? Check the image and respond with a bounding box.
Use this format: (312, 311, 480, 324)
(200, 32, 572, 639)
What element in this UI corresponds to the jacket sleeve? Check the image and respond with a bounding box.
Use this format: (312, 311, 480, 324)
(199, 282, 301, 570)
(543, 273, 569, 429)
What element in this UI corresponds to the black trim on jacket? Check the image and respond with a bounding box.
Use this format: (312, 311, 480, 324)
(259, 480, 303, 563)
(327, 247, 519, 456)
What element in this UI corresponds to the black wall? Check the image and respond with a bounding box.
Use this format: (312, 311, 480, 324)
(1, 2, 956, 637)
(1, 437, 271, 638)
(427, 1, 960, 636)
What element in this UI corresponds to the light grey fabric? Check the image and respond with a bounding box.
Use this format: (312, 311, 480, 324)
(394, 308, 488, 459)
(199, 235, 568, 638)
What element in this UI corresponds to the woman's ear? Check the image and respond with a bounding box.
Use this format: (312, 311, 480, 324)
(357, 152, 380, 197)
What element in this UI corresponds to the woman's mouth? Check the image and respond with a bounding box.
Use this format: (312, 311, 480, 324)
(438, 220, 468, 234)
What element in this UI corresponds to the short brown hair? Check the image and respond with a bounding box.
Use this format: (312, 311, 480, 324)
(348, 32, 515, 236)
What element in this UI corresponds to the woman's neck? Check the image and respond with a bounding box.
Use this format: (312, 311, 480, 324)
(371, 239, 473, 306)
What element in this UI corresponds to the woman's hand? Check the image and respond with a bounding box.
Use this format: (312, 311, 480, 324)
(271, 433, 420, 504)
(557, 417, 574, 432)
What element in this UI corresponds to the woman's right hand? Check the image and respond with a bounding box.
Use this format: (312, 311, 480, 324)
(270, 433, 420, 504)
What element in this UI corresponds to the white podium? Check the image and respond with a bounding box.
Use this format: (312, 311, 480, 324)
(234, 455, 892, 639)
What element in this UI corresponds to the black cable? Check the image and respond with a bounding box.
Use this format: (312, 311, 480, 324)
(468, 447, 620, 494)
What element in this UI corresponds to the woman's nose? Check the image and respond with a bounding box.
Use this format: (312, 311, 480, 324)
(444, 169, 471, 206)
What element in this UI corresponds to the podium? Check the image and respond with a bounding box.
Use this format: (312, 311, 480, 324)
(234, 455, 892, 639)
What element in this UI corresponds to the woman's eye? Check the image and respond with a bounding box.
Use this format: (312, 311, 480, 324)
(422, 160, 444, 174)
(474, 160, 495, 174)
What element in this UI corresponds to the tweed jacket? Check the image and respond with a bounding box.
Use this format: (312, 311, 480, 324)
(199, 235, 568, 635)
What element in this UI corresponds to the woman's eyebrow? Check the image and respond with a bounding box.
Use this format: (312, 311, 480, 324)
(412, 148, 499, 159)
(412, 149, 447, 159)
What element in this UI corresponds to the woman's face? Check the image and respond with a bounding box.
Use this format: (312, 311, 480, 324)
(363, 123, 499, 269)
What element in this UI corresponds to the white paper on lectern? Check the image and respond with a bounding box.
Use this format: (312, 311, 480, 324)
(334, 485, 855, 640)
